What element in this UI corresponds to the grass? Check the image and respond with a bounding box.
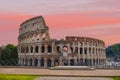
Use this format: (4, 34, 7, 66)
(0, 74, 120, 80)
(110, 76, 120, 80)
(0, 74, 38, 80)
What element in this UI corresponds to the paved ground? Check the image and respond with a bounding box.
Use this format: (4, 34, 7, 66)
(0, 67, 120, 76)
(35, 77, 112, 80)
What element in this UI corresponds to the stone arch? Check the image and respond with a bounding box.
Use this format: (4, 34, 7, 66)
(70, 59, 74, 66)
(62, 46, 68, 52)
(75, 47, 78, 53)
(41, 45, 45, 53)
(70, 47, 73, 53)
(80, 48, 82, 54)
(57, 46, 61, 53)
(84, 47, 87, 54)
(29, 58, 32, 66)
(54, 58, 59, 66)
(34, 58, 38, 66)
(89, 48, 91, 54)
(35, 46, 39, 53)
(22, 58, 25, 65)
(25, 58, 28, 66)
(40, 58, 44, 67)
(26, 47, 29, 53)
(47, 59, 51, 67)
(85, 59, 88, 66)
(48, 45, 52, 53)
(30, 46, 33, 53)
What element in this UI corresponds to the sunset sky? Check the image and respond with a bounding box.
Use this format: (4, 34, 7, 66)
(0, 0, 120, 46)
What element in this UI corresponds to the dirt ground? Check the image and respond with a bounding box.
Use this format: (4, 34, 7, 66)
(0, 67, 120, 76)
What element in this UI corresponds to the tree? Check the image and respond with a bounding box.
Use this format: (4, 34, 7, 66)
(0, 44, 18, 66)
(106, 44, 120, 60)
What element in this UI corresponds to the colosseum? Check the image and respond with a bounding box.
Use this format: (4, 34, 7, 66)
(18, 16, 106, 68)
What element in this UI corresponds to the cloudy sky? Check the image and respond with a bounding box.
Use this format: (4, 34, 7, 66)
(0, 0, 120, 46)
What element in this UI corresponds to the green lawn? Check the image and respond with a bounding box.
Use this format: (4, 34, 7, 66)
(110, 77, 120, 80)
(0, 74, 120, 80)
(0, 74, 38, 80)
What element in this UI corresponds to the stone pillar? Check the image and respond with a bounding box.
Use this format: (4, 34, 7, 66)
(78, 42, 80, 61)
(67, 43, 71, 54)
(59, 57, 62, 66)
(38, 45, 41, 55)
(91, 47, 93, 66)
(68, 58, 71, 66)
(38, 58, 41, 67)
(52, 43, 55, 54)
(51, 57, 54, 67)
(32, 58, 34, 66)
(33, 46, 35, 55)
(28, 59, 30, 66)
(74, 57, 77, 65)
(45, 44, 47, 53)
(82, 42, 85, 63)
(44, 57, 47, 67)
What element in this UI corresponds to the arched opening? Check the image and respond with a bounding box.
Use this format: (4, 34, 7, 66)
(47, 59, 51, 67)
(35, 46, 39, 53)
(57, 46, 61, 53)
(75, 47, 78, 53)
(63, 46, 68, 52)
(23, 47, 25, 53)
(40, 58, 44, 67)
(48, 45, 52, 53)
(80, 48, 82, 54)
(30, 46, 33, 53)
(22, 58, 25, 65)
(54, 59, 59, 66)
(70, 59, 74, 66)
(41, 45, 45, 53)
(89, 59, 92, 66)
(62, 46, 68, 57)
(25, 58, 28, 66)
(93, 59, 95, 65)
(29, 59, 32, 66)
(71, 47, 73, 53)
(80, 59, 84, 66)
(84, 47, 87, 54)
(34, 58, 38, 66)
(85, 59, 88, 66)
(89, 48, 91, 54)
(26, 47, 29, 53)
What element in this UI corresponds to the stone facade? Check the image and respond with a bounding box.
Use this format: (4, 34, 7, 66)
(18, 16, 106, 68)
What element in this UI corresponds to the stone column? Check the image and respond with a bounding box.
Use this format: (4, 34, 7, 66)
(68, 58, 71, 66)
(45, 44, 47, 54)
(44, 57, 47, 67)
(38, 45, 41, 55)
(59, 57, 62, 66)
(28, 59, 30, 66)
(91, 47, 93, 66)
(32, 58, 34, 66)
(74, 57, 77, 65)
(52, 43, 55, 54)
(67, 43, 71, 54)
(82, 42, 85, 63)
(51, 57, 54, 67)
(78, 42, 80, 61)
(38, 58, 41, 67)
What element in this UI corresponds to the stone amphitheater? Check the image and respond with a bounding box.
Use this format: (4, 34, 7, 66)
(18, 16, 106, 68)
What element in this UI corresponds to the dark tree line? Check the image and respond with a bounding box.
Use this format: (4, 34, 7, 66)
(0, 44, 18, 66)
(106, 44, 120, 61)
